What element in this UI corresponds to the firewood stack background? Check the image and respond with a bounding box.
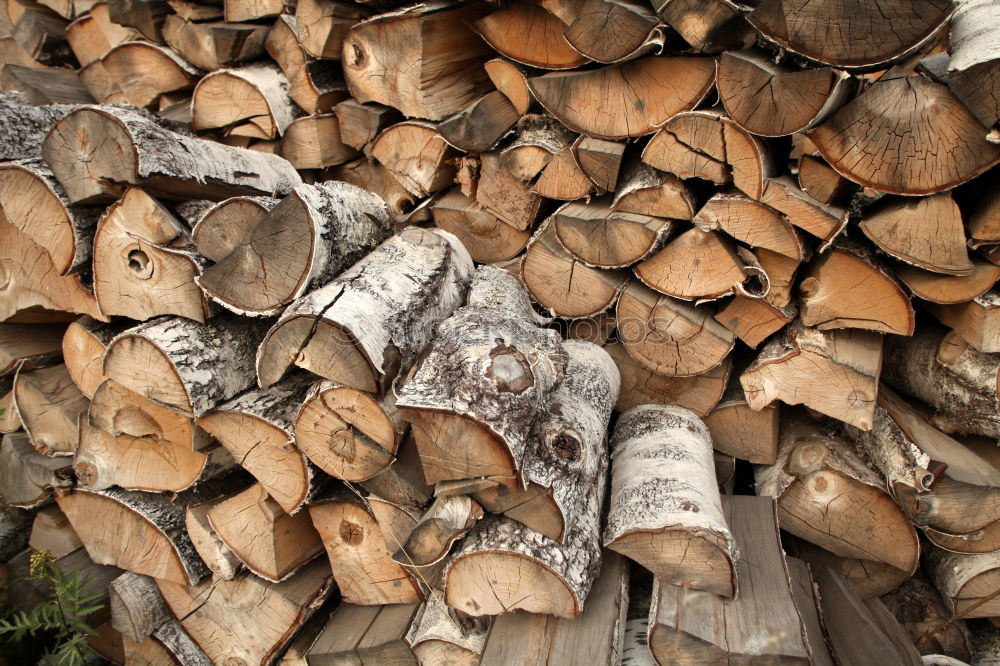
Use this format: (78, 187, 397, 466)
(2, 0, 1000, 662)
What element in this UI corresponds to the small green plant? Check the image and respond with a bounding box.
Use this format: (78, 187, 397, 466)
(0, 550, 104, 666)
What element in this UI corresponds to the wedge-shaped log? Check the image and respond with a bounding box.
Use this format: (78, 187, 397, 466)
(257, 227, 472, 392)
(104, 314, 270, 418)
(0, 432, 72, 508)
(656, 0, 755, 54)
(406, 592, 490, 666)
(439, 90, 520, 154)
(741, 324, 882, 430)
(328, 158, 416, 223)
(605, 405, 736, 598)
(759, 175, 848, 247)
(475, 1, 588, 70)
(810, 75, 1000, 195)
(647, 495, 810, 664)
(397, 266, 567, 487)
(529, 57, 715, 140)
(0, 322, 64, 376)
(190, 195, 277, 263)
(717, 50, 854, 137)
(898, 260, 1000, 306)
(309, 489, 425, 605)
(62, 317, 130, 398)
(747, 0, 952, 68)
(554, 197, 677, 269)
(370, 121, 457, 197)
(87, 378, 211, 452)
(333, 98, 401, 150)
(157, 559, 334, 666)
(266, 15, 348, 114)
(162, 16, 268, 71)
(561, 0, 660, 63)
(100, 41, 199, 108)
(29, 505, 83, 559)
(186, 489, 251, 581)
(613, 158, 696, 220)
(394, 494, 483, 568)
(198, 181, 390, 317)
(342, 3, 493, 121)
(926, 291, 1000, 353)
(431, 190, 530, 264)
(14, 363, 88, 456)
(636, 226, 756, 302)
(694, 192, 805, 261)
(281, 114, 358, 170)
(798, 154, 858, 205)
(192, 63, 294, 140)
(66, 4, 142, 67)
(42, 106, 302, 204)
(608, 341, 728, 416)
(755, 414, 920, 591)
(703, 374, 778, 464)
(927, 547, 1000, 619)
(198, 373, 319, 514)
(106, 0, 168, 41)
(295, 0, 369, 59)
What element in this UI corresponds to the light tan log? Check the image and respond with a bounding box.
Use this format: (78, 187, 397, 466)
(553, 197, 677, 269)
(103, 314, 270, 418)
(332, 98, 401, 150)
(357, 432, 432, 511)
(42, 106, 302, 204)
(266, 15, 349, 114)
(560, 0, 660, 63)
(197, 373, 318, 514)
(66, 3, 141, 67)
(635, 226, 756, 301)
(647, 495, 810, 665)
(694, 192, 806, 261)
(0, 432, 72, 508)
(616, 281, 736, 377)
(531, 145, 597, 200)
(1, 65, 93, 106)
(192, 64, 294, 140)
(29, 505, 82, 559)
(307, 602, 418, 664)
(393, 494, 483, 568)
(342, 3, 493, 121)
(926, 291, 1000, 353)
(613, 158, 696, 220)
(189, 195, 276, 264)
(809, 74, 1000, 195)
(186, 491, 249, 581)
(99, 41, 199, 108)
(439, 90, 520, 154)
(198, 181, 391, 317)
(406, 592, 490, 666)
(715, 294, 795, 348)
(605, 404, 736, 598)
(608, 341, 728, 416)
(157, 559, 334, 666)
(370, 121, 457, 197)
(477, 151, 544, 231)
(14, 363, 87, 456)
(759, 175, 848, 247)
(223, 0, 281, 22)
(740, 324, 882, 430)
(717, 50, 854, 136)
(309, 489, 425, 605)
(61, 317, 128, 399)
(927, 547, 1000, 619)
(747, 0, 951, 68)
(703, 375, 779, 464)
(521, 217, 630, 319)
(529, 56, 715, 140)
(798, 154, 859, 205)
(656, 0, 755, 53)
(208, 483, 325, 583)
(573, 136, 625, 194)
(431, 189, 530, 264)
(755, 413, 920, 587)
(0, 378, 18, 434)
(161, 15, 268, 72)
(474, 0, 588, 70)
(295, 0, 368, 59)
(280, 114, 358, 169)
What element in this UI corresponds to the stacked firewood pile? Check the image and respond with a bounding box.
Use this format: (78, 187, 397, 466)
(2, 0, 1000, 663)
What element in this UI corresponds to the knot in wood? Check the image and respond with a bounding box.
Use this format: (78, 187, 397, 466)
(549, 431, 581, 461)
(126, 248, 154, 280)
(486, 342, 534, 394)
(339, 519, 364, 545)
(74, 462, 97, 486)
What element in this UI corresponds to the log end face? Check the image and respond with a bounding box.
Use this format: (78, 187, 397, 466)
(42, 108, 137, 204)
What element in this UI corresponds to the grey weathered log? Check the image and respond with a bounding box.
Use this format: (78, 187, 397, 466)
(405, 591, 491, 665)
(0, 432, 72, 508)
(110, 572, 172, 643)
(0, 501, 34, 562)
(153, 619, 213, 666)
(0, 92, 73, 160)
(926, 546, 1000, 618)
(948, 0, 1000, 135)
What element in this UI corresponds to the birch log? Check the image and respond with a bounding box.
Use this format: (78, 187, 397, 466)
(198, 181, 391, 317)
(927, 546, 1000, 618)
(396, 265, 567, 487)
(948, 0, 1000, 135)
(43, 105, 302, 204)
(191, 63, 295, 139)
(14, 363, 88, 456)
(0, 92, 74, 160)
(256, 227, 473, 391)
(406, 591, 491, 666)
(190, 195, 277, 263)
(109, 572, 172, 643)
(604, 404, 737, 598)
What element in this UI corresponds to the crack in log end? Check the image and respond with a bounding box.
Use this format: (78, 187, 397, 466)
(486, 342, 534, 394)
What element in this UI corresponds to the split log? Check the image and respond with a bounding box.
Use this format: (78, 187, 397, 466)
(357, 432, 432, 511)
(308, 489, 425, 605)
(62, 316, 129, 399)
(926, 291, 1000, 353)
(754, 414, 920, 593)
(694, 192, 806, 261)
(156, 558, 335, 666)
(616, 281, 736, 377)
(192, 64, 294, 140)
(223, 0, 280, 22)
(14, 363, 87, 456)
(656, 0, 754, 53)
(703, 375, 779, 464)
(370, 121, 457, 197)
(553, 197, 677, 269)
(439, 90, 520, 154)
(0, 432, 72, 507)
(198, 374, 318, 514)
(106, 0, 168, 41)
(798, 154, 859, 205)
(607, 341, 729, 416)
(561, 0, 660, 63)
(161, 16, 268, 72)
(78, 61, 125, 105)
(945, 0, 1000, 134)
(42, 105, 302, 204)
(635, 226, 756, 301)
(0, 160, 100, 276)
(295, 0, 368, 60)
(189, 195, 277, 263)
(747, 0, 951, 68)
(0, 213, 104, 322)
(266, 15, 348, 114)
(197, 181, 391, 317)
(280, 114, 358, 169)
(476, 151, 543, 231)
(755, 247, 799, 310)
(326, 158, 416, 223)
(809, 74, 1000, 195)
(574, 136, 625, 193)
(521, 217, 631, 319)
(604, 404, 736, 597)
(93, 187, 210, 323)
(100, 41, 199, 108)
(431, 189, 530, 263)
(529, 56, 715, 140)
(860, 194, 974, 275)
(499, 113, 572, 183)
(531, 145, 597, 201)
(474, 0, 588, 70)
(185, 491, 247, 581)
(717, 50, 854, 136)
(110, 572, 171, 643)
(29, 505, 82, 558)
(333, 98, 401, 150)
(66, 3, 141, 67)
(642, 109, 777, 200)
(307, 602, 419, 664)
(759, 175, 848, 247)
(208, 483, 324, 582)
(0, 322, 64, 375)
(646, 495, 810, 665)
(969, 170, 1000, 248)
(883, 327, 1000, 439)
(342, 2, 493, 121)
(881, 574, 972, 662)
(406, 592, 491, 666)
(613, 159, 696, 220)
(740, 324, 882, 430)
(715, 294, 795, 348)
(899, 260, 1000, 307)
(396, 266, 567, 487)
(257, 227, 472, 392)
(472, 339, 619, 543)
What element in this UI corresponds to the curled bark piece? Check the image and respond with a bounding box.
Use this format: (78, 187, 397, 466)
(198, 374, 319, 515)
(717, 50, 854, 137)
(431, 190, 530, 264)
(562, 0, 660, 64)
(554, 197, 677, 269)
(394, 495, 483, 568)
(926, 291, 1000, 353)
(198, 181, 391, 317)
(15, 363, 88, 456)
(162, 16, 268, 71)
(257, 227, 472, 391)
(945, 0, 1000, 134)
(755, 414, 919, 584)
(192, 63, 294, 140)
(521, 217, 631, 319)
(42, 105, 302, 204)
(62, 316, 131, 399)
(810, 75, 1000, 195)
(0, 432, 72, 508)
(528, 56, 716, 140)
(608, 341, 729, 416)
(475, 1, 588, 70)
(397, 266, 567, 487)
(371, 121, 457, 198)
(616, 281, 736, 377)
(897, 259, 1000, 305)
(605, 404, 737, 598)
(190, 195, 277, 263)
(0, 160, 100, 275)
(101, 41, 199, 108)
(747, 0, 952, 69)
(104, 314, 271, 417)
(703, 374, 778, 464)
(694, 192, 805, 261)
(927, 546, 1000, 618)
(342, 3, 493, 121)
(741, 324, 882, 430)
(406, 592, 491, 666)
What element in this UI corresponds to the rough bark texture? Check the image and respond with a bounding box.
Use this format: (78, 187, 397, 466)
(927, 546, 1000, 617)
(109, 572, 172, 643)
(405, 591, 491, 662)
(0, 92, 74, 160)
